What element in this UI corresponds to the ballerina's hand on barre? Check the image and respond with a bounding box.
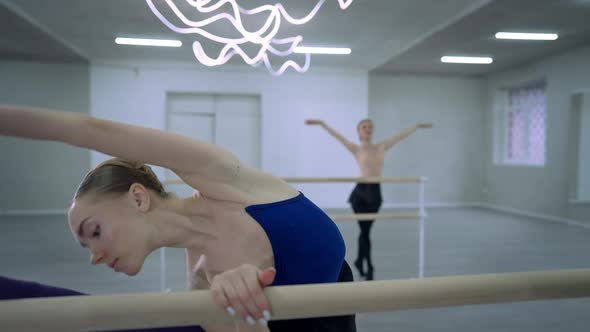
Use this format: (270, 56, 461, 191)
(191, 254, 275, 330)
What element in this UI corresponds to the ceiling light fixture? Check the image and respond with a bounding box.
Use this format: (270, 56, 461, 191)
(145, 0, 354, 75)
(495, 32, 559, 40)
(441, 56, 493, 64)
(294, 47, 351, 55)
(115, 37, 182, 47)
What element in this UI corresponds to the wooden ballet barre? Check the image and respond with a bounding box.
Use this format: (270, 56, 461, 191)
(2, 269, 590, 331)
(329, 212, 422, 221)
(282, 176, 426, 183)
(163, 176, 426, 186)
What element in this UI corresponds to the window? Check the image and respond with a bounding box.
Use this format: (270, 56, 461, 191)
(495, 82, 546, 166)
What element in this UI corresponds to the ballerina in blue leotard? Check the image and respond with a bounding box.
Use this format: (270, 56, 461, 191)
(0, 105, 356, 332)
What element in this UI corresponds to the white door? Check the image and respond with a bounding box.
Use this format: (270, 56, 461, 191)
(166, 112, 215, 197)
(578, 94, 590, 200)
(215, 95, 261, 167)
(161, 92, 260, 291)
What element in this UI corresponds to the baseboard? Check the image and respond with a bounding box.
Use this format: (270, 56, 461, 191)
(569, 199, 590, 205)
(3, 203, 587, 230)
(480, 203, 590, 230)
(0, 209, 68, 217)
(0, 202, 480, 216)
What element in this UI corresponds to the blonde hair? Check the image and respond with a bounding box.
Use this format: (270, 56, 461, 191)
(356, 118, 373, 131)
(74, 158, 170, 200)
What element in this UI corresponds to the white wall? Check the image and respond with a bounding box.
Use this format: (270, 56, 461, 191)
(369, 74, 486, 206)
(90, 63, 368, 208)
(0, 61, 90, 213)
(484, 45, 590, 222)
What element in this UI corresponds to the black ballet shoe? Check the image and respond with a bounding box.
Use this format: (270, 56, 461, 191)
(354, 259, 365, 277)
(366, 266, 374, 281)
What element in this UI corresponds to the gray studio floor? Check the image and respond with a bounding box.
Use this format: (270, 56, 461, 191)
(2, 207, 590, 331)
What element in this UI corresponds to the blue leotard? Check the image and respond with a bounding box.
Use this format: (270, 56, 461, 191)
(245, 192, 346, 286)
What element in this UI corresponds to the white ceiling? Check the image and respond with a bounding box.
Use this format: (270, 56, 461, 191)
(376, 0, 590, 76)
(1, 0, 589, 76)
